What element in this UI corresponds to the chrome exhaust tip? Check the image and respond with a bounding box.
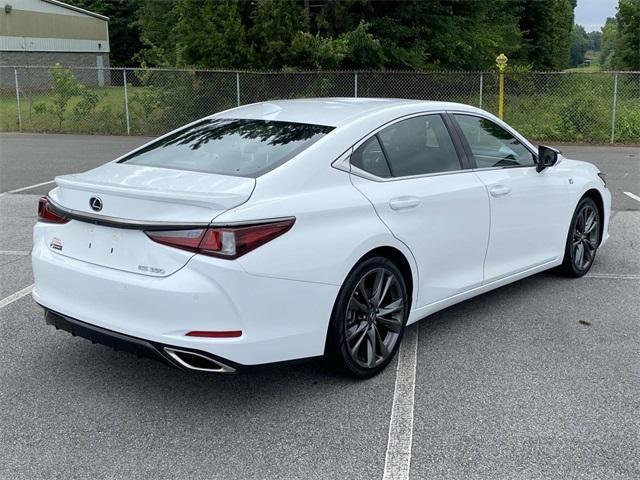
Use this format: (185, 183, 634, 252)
(164, 347, 236, 374)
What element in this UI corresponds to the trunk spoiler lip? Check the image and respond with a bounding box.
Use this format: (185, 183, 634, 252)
(45, 197, 294, 231)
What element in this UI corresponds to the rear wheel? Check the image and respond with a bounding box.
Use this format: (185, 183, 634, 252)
(558, 197, 601, 277)
(325, 257, 409, 379)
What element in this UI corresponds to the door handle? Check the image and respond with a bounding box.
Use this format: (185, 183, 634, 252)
(389, 196, 421, 211)
(489, 184, 512, 198)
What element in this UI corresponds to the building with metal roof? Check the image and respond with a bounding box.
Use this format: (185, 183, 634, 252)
(1, 0, 110, 87)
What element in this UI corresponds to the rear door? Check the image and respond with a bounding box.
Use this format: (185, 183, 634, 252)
(349, 113, 490, 309)
(451, 113, 569, 281)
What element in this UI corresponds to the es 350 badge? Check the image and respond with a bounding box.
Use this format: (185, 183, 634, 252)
(49, 237, 63, 251)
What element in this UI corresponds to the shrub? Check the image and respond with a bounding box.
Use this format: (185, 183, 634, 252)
(559, 93, 609, 142)
(616, 108, 640, 142)
(34, 64, 82, 129)
(72, 88, 101, 121)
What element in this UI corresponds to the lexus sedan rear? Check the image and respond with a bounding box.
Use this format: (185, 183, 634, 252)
(32, 98, 610, 378)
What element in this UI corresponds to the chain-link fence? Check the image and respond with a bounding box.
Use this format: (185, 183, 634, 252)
(1, 66, 638, 143)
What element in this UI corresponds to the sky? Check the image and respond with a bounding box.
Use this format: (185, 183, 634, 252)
(575, 0, 618, 32)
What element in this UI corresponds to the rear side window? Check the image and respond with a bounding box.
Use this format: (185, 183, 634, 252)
(351, 136, 392, 178)
(378, 115, 461, 176)
(118, 118, 333, 177)
(351, 114, 461, 179)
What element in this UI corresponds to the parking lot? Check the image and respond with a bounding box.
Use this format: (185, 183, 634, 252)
(0, 132, 638, 479)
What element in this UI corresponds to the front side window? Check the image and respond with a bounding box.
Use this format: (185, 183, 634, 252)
(454, 114, 535, 168)
(119, 118, 333, 177)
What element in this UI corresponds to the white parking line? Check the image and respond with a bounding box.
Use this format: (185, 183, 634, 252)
(623, 191, 640, 203)
(586, 273, 640, 280)
(0, 284, 33, 310)
(0, 180, 54, 198)
(0, 250, 31, 256)
(383, 325, 419, 480)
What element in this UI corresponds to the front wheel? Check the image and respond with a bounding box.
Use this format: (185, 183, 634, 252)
(558, 197, 601, 277)
(325, 257, 409, 379)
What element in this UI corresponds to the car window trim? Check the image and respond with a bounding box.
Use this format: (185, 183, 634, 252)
(442, 113, 473, 170)
(349, 164, 476, 183)
(347, 112, 467, 181)
(373, 133, 396, 177)
(445, 111, 539, 170)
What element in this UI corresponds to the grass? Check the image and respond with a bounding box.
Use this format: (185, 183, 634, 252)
(565, 50, 601, 73)
(0, 87, 126, 134)
(0, 86, 142, 135)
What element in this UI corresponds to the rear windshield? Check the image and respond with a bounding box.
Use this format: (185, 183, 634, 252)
(118, 118, 334, 177)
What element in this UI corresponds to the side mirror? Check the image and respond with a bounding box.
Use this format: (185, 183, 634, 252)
(536, 145, 560, 173)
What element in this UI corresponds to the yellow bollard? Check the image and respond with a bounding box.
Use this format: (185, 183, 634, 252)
(496, 53, 508, 120)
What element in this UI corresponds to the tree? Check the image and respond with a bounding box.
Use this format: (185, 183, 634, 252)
(587, 30, 602, 51)
(569, 24, 589, 66)
(135, 0, 179, 66)
(614, 0, 640, 70)
(248, 0, 307, 70)
(516, 0, 576, 70)
(173, 0, 250, 68)
(134, 0, 579, 72)
(600, 17, 617, 68)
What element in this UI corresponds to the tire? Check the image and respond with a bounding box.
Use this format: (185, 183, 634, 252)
(325, 256, 409, 379)
(558, 196, 601, 277)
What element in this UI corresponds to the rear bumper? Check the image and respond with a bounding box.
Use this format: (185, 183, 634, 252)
(43, 307, 239, 372)
(32, 228, 340, 367)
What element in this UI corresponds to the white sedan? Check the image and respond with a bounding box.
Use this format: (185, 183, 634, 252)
(32, 98, 611, 378)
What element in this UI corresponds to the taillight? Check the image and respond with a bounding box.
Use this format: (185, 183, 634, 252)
(38, 197, 69, 224)
(145, 218, 295, 259)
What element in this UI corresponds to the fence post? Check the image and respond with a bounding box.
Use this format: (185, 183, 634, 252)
(478, 72, 483, 109)
(14, 68, 22, 132)
(123, 68, 131, 135)
(236, 72, 241, 107)
(610, 72, 618, 144)
(354, 72, 358, 98)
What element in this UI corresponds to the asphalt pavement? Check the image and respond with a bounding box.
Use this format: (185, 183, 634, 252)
(0, 133, 638, 479)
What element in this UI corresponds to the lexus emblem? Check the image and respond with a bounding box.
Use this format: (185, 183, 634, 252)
(89, 196, 103, 212)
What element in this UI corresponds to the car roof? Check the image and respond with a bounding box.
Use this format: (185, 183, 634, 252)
(214, 97, 482, 127)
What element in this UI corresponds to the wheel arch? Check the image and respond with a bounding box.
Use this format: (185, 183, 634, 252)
(581, 188, 605, 244)
(353, 246, 415, 312)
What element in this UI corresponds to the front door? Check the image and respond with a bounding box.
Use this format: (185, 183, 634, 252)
(452, 113, 569, 281)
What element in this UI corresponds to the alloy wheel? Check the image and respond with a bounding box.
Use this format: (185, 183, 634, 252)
(572, 203, 599, 270)
(345, 268, 404, 369)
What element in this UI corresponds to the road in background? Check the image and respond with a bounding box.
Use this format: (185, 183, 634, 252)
(0, 133, 152, 194)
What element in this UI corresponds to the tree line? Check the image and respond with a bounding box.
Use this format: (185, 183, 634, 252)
(569, 0, 639, 69)
(71, 0, 639, 71)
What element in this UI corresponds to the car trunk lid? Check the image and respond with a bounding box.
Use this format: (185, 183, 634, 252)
(45, 163, 255, 276)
